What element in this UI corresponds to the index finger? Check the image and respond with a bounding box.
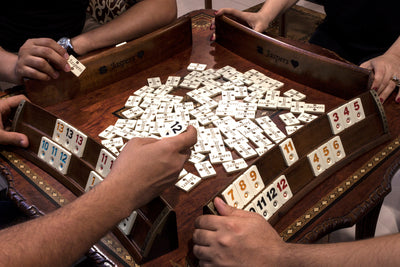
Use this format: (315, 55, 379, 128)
(33, 38, 67, 58)
(194, 214, 222, 231)
(0, 95, 28, 121)
(4, 95, 29, 109)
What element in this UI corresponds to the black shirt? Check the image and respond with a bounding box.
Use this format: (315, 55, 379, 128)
(0, 0, 89, 52)
(309, 0, 400, 64)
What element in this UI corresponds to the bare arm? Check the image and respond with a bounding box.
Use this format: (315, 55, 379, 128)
(360, 36, 400, 103)
(288, 233, 400, 267)
(0, 48, 19, 84)
(0, 0, 176, 83)
(215, 0, 299, 33)
(193, 197, 400, 266)
(72, 0, 177, 55)
(0, 126, 197, 266)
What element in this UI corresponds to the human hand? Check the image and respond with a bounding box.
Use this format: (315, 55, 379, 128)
(360, 53, 400, 103)
(193, 197, 286, 266)
(14, 38, 71, 83)
(107, 126, 197, 211)
(210, 9, 270, 41)
(0, 95, 29, 147)
(217, 8, 269, 32)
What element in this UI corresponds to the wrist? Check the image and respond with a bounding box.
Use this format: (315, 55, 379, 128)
(1, 51, 22, 84)
(255, 12, 272, 31)
(57, 37, 80, 57)
(385, 50, 400, 61)
(99, 172, 140, 218)
(70, 36, 91, 56)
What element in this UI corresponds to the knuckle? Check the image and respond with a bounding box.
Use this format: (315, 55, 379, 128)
(38, 46, 53, 57)
(222, 220, 237, 232)
(194, 216, 203, 228)
(217, 233, 233, 247)
(36, 58, 49, 69)
(23, 39, 34, 46)
(192, 229, 199, 241)
(192, 245, 201, 257)
(39, 38, 55, 47)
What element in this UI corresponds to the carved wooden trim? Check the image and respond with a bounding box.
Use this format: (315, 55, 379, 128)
(191, 12, 213, 32)
(100, 235, 140, 267)
(280, 137, 400, 241)
(0, 161, 43, 218)
(87, 245, 117, 267)
(0, 151, 128, 267)
(1, 150, 68, 207)
(299, 154, 399, 243)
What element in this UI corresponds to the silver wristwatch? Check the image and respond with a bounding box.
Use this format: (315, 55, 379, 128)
(57, 37, 79, 57)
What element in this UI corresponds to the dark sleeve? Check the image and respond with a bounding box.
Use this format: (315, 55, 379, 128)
(0, 0, 89, 52)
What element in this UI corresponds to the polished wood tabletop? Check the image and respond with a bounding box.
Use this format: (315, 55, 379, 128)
(3, 10, 400, 267)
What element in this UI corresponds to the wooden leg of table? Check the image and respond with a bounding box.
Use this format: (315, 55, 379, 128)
(355, 200, 383, 240)
(205, 0, 212, 9)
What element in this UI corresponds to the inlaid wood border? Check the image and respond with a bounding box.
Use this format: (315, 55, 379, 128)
(0, 150, 137, 267)
(280, 137, 400, 241)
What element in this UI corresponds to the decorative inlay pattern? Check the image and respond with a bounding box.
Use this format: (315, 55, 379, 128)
(1, 150, 67, 206)
(0, 150, 137, 266)
(280, 137, 400, 241)
(191, 13, 213, 31)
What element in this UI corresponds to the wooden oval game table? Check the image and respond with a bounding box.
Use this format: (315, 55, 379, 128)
(3, 9, 400, 267)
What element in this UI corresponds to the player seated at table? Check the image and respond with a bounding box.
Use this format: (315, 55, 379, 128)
(0, 95, 197, 266)
(193, 197, 400, 266)
(213, 0, 400, 103)
(0, 0, 177, 89)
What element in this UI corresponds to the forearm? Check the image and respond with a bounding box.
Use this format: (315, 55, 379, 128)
(0, 175, 131, 266)
(0, 125, 195, 266)
(72, 0, 177, 55)
(258, 0, 300, 25)
(0, 47, 19, 84)
(285, 234, 400, 266)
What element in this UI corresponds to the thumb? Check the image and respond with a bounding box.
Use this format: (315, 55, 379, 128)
(214, 197, 237, 216)
(0, 131, 29, 148)
(360, 60, 372, 70)
(169, 125, 197, 151)
(214, 197, 259, 219)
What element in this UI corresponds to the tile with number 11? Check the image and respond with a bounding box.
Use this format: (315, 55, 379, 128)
(279, 138, 299, 166)
(38, 136, 71, 175)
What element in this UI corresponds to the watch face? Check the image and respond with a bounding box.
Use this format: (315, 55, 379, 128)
(57, 37, 70, 49)
(57, 37, 78, 56)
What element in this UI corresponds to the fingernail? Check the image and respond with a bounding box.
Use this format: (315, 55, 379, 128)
(64, 53, 69, 59)
(380, 97, 384, 103)
(19, 138, 28, 147)
(396, 97, 400, 103)
(64, 64, 71, 72)
(53, 72, 60, 79)
(214, 11, 218, 15)
(373, 87, 378, 91)
(214, 197, 225, 206)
